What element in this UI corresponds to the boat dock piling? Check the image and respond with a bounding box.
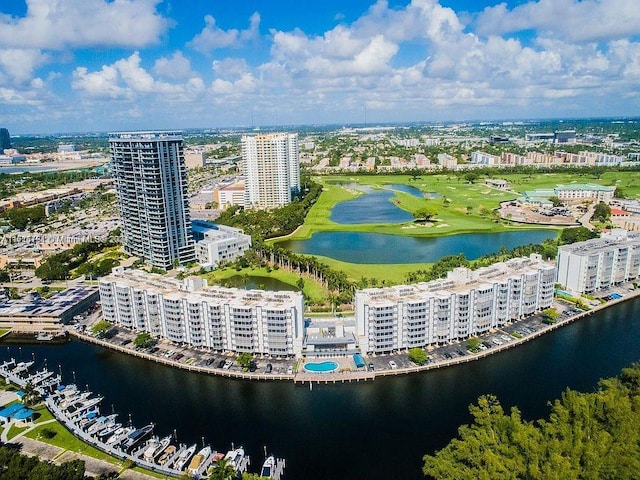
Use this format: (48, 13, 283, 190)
(272, 458, 286, 480)
(1, 353, 287, 479)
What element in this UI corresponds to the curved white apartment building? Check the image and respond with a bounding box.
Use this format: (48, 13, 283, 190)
(99, 267, 304, 356)
(355, 254, 555, 354)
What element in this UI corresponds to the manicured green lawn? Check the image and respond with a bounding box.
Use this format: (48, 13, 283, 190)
(236, 171, 637, 287)
(25, 422, 120, 465)
(205, 266, 327, 303)
(6, 423, 29, 440)
(277, 174, 554, 242)
(0, 328, 9, 336)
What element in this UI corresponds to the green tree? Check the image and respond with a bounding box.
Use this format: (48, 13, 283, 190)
(466, 337, 481, 353)
(593, 201, 612, 222)
(464, 172, 480, 184)
(91, 320, 112, 336)
(548, 196, 563, 207)
(559, 226, 599, 245)
(208, 457, 237, 480)
(408, 347, 428, 366)
(237, 352, 253, 369)
(424, 362, 640, 480)
(133, 332, 154, 348)
(543, 307, 559, 324)
(296, 278, 305, 290)
(22, 381, 41, 407)
(413, 206, 438, 222)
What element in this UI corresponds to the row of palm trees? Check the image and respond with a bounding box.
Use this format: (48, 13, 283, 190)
(255, 243, 354, 302)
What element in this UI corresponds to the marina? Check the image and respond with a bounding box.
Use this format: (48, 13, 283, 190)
(0, 358, 285, 479)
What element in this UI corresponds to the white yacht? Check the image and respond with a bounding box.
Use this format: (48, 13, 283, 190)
(224, 446, 245, 470)
(260, 455, 276, 478)
(173, 443, 197, 471)
(143, 435, 171, 462)
(187, 445, 211, 474)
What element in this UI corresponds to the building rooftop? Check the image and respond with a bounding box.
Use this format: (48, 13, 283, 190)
(0, 286, 98, 319)
(109, 131, 183, 140)
(103, 269, 301, 309)
(558, 231, 640, 256)
(357, 255, 554, 305)
(555, 183, 615, 192)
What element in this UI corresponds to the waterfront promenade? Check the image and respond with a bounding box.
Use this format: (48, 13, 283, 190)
(69, 283, 640, 385)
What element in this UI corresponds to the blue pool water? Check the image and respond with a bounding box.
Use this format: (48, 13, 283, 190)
(304, 361, 339, 373)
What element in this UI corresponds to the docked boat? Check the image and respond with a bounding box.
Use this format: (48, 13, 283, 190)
(106, 426, 135, 446)
(97, 422, 121, 440)
(260, 455, 276, 478)
(61, 391, 91, 410)
(36, 332, 54, 342)
(79, 412, 100, 429)
(187, 446, 211, 474)
(87, 414, 117, 435)
(224, 447, 245, 470)
(173, 443, 197, 471)
(12, 361, 34, 374)
(122, 423, 154, 452)
(143, 435, 171, 462)
(157, 444, 176, 465)
(68, 395, 103, 416)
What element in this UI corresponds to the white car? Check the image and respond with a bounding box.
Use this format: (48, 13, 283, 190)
(388, 360, 398, 369)
(492, 338, 503, 346)
(286, 366, 294, 375)
(223, 360, 233, 369)
(500, 334, 511, 342)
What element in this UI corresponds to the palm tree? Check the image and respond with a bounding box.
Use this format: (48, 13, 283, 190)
(22, 381, 41, 407)
(208, 457, 237, 480)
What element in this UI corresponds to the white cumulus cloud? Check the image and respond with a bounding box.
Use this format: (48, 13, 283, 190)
(153, 51, 193, 80)
(189, 12, 261, 53)
(0, 0, 169, 50)
(475, 0, 640, 42)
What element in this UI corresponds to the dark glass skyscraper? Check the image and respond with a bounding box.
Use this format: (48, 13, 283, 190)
(109, 131, 195, 269)
(0, 128, 11, 151)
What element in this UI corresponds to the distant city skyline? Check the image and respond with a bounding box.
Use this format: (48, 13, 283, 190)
(2, 0, 639, 134)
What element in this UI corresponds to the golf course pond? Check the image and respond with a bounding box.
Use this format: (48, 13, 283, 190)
(277, 230, 557, 264)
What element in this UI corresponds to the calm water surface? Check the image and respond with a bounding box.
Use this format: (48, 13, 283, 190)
(279, 230, 557, 263)
(4, 299, 640, 480)
(219, 275, 298, 291)
(330, 188, 414, 224)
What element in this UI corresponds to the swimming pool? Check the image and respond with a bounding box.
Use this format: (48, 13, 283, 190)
(304, 361, 339, 373)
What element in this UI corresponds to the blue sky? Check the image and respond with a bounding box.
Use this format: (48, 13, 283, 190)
(1, 0, 639, 134)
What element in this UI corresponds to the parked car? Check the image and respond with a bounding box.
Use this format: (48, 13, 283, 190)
(388, 360, 398, 369)
(223, 360, 233, 369)
(286, 365, 294, 375)
(368, 363, 375, 371)
(265, 363, 273, 374)
(217, 359, 225, 368)
(248, 361, 257, 372)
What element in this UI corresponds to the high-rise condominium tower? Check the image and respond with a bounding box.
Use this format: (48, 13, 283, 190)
(0, 128, 11, 151)
(109, 131, 195, 269)
(241, 133, 300, 209)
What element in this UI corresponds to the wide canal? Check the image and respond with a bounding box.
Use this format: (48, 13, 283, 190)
(4, 297, 640, 480)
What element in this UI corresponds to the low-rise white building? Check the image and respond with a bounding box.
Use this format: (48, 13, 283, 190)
(99, 268, 305, 356)
(192, 220, 252, 269)
(213, 180, 245, 210)
(556, 230, 640, 294)
(355, 254, 555, 354)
